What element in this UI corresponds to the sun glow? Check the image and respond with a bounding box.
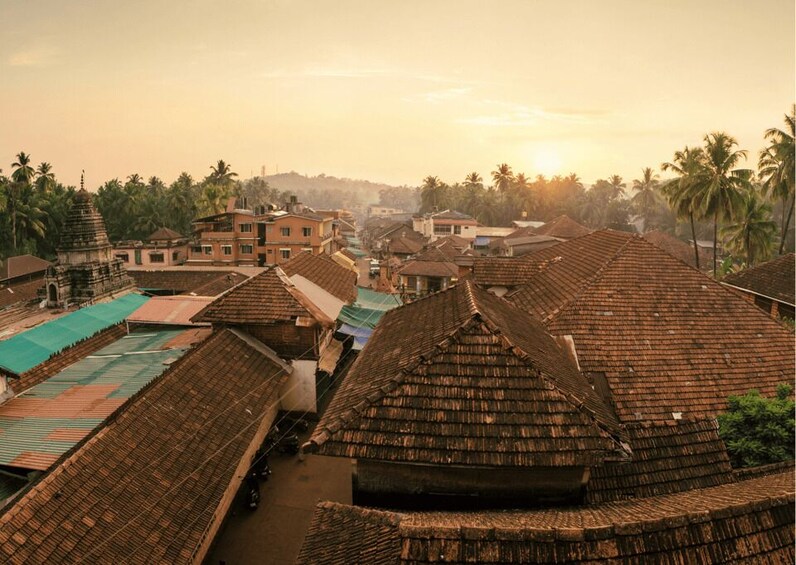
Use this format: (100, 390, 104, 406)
(533, 150, 562, 178)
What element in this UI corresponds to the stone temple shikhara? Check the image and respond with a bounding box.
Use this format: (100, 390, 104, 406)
(43, 185, 134, 308)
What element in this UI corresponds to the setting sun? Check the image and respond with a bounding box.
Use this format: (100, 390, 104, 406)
(533, 149, 562, 178)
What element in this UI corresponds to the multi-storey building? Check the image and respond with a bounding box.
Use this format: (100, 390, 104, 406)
(412, 209, 479, 242)
(187, 203, 335, 267)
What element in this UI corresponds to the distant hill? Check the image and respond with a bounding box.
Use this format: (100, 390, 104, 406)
(261, 171, 418, 212)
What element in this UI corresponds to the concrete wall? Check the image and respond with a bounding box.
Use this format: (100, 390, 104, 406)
(280, 359, 317, 413)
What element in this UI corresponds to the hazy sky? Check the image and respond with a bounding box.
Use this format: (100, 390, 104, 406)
(1, 0, 793, 191)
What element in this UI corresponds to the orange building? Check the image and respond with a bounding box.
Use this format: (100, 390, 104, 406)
(187, 207, 334, 267)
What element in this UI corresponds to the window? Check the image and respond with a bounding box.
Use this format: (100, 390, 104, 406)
(267, 249, 273, 254)
(433, 224, 451, 236)
(240, 244, 254, 254)
(202, 245, 213, 255)
(453, 225, 462, 235)
(221, 245, 232, 256)
(239, 223, 252, 233)
(172, 251, 180, 261)
(149, 252, 164, 263)
(302, 227, 312, 237)
(134, 249, 143, 265)
(115, 253, 129, 262)
(191, 245, 202, 254)
(280, 227, 291, 237)
(280, 248, 291, 260)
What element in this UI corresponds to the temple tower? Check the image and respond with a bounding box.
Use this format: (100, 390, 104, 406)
(43, 184, 134, 308)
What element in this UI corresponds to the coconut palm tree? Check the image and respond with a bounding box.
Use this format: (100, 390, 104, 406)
(758, 106, 795, 254)
(692, 132, 752, 277)
(35, 162, 56, 194)
(722, 191, 777, 266)
(420, 175, 446, 212)
(631, 167, 660, 232)
(662, 147, 706, 269)
(606, 174, 626, 200)
(209, 159, 238, 187)
(491, 163, 514, 192)
(464, 172, 483, 187)
(11, 152, 35, 185)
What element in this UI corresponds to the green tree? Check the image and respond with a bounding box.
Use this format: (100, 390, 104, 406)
(693, 132, 752, 277)
(419, 175, 446, 212)
(208, 159, 238, 187)
(758, 106, 795, 255)
(491, 163, 514, 193)
(35, 162, 56, 194)
(721, 190, 777, 266)
(662, 146, 706, 270)
(630, 167, 660, 232)
(717, 384, 795, 468)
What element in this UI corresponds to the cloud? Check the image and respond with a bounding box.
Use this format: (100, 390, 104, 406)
(457, 100, 608, 127)
(7, 45, 58, 67)
(403, 87, 472, 104)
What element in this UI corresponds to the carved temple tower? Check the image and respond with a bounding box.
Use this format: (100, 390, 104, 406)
(43, 185, 134, 308)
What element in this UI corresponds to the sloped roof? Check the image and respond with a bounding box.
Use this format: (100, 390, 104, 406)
(309, 282, 623, 467)
(298, 470, 795, 565)
(127, 295, 214, 326)
(0, 294, 149, 376)
(723, 253, 795, 306)
(387, 236, 424, 256)
(0, 255, 51, 281)
(147, 226, 185, 241)
(0, 329, 289, 564)
(642, 230, 709, 270)
(0, 329, 190, 471)
(397, 259, 459, 278)
(533, 214, 591, 239)
(468, 256, 538, 287)
(431, 234, 470, 250)
(281, 251, 358, 303)
(10, 324, 126, 394)
(0, 279, 43, 308)
(508, 231, 795, 422)
(191, 267, 333, 326)
(586, 419, 733, 504)
(129, 269, 248, 296)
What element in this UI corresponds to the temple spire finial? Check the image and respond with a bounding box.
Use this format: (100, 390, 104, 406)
(80, 170, 85, 191)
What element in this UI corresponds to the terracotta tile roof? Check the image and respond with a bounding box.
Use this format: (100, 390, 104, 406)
(309, 282, 624, 467)
(469, 257, 538, 287)
(0, 255, 51, 282)
(281, 251, 358, 303)
(722, 253, 795, 305)
(642, 230, 710, 270)
(508, 231, 795, 422)
(339, 248, 358, 262)
(189, 271, 249, 296)
(0, 329, 289, 564)
(129, 269, 248, 295)
(9, 325, 127, 394)
(533, 214, 592, 239)
(298, 470, 795, 564)
(0, 279, 43, 308)
(397, 260, 459, 278)
(147, 227, 185, 241)
(430, 235, 470, 250)
(387, 236, 424, 256)
(192, 267, 333, 326)
(586, 419, 733, 504)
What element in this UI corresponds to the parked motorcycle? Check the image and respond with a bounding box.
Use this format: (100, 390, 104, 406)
(253, 448, 271, 480)
(265, 426, 300, 455)
(245, 469, 260, 510)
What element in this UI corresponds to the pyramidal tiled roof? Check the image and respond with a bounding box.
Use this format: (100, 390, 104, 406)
(191, 267, 332, 326)
(508, 230, 795, 422)
(723, 253, 795, 305)
(533, 214, 591, 239)
(147, 227, 184, 241)
(58, 189, 111, 251)
(309, 281, 624, 468)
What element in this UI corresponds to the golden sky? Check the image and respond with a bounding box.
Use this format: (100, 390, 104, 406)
(1, 0, 793, 190)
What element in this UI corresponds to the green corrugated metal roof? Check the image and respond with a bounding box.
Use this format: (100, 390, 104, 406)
(0, 293, 149, 375)
(0, 328, 187, 470)
(337, 289, 402, 329)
